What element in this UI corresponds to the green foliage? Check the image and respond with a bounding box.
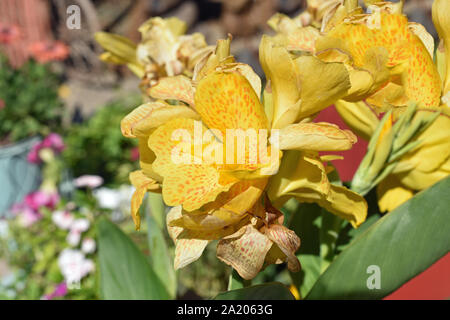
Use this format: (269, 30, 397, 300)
(306, 176, 450, 299)
(63, 98, 139, 185)
(97, 218, 170, 300)
(0, 56, 63, 143)
(146, 193, 177, 299)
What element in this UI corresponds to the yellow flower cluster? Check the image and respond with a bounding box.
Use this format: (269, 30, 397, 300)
(95, 0, 449, 279)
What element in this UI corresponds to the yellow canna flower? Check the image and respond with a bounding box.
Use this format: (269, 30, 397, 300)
(122, 37, 366, 279)
(317, 3, 441, 111)
(95, 17, 211, 89)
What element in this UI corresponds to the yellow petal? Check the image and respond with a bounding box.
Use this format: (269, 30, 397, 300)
(324, 12, 442, 108)
(277, 122, 357, 151)
(216, 225, 273, 280)
(377, 176, 414, 212)
(335, 100, 379, 141)
(259, 36, 301, 129)
(169, 180, 266, 231)
(432, 0, 450, 95)
(216, 63, 262, 98)
(397, 109, 450, 174)
(121, 101, 200, 138)
(267, 151, 330, 208)
(294, 55, 351, 119)
(95, 32, 138, 65)
(147, 75, 195, 106)
(129, 170, 159, 230)
(194, 71, 268, 135)
(148, 118, 237, 211)
(316, 184, 368, 228)
(408, 22, 434, 59)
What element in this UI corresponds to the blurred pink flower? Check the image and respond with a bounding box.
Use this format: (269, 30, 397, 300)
(42, 282, 67, 300)
(42, 133, 65, 152)
(27, 144, 41, 164)
(130, 147, 140, 162)
(29, 41, 70, 63)
(24, 191, 59, 211)
(74, 175, 104, 189)
(27, 133, 65, 164)
(0, 99, 5, 110)
(0, 23, 20, 44)
(10, 203, 42, 227)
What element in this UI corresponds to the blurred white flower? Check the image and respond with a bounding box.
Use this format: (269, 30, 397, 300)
(0, 220, 9, 239)
(66, 218, 90, 247)
(74, 175, 104, 189)
(66, 231, 81, 246)
(94, 186, 134, 216)
(71, 218, 90, 232)
(58, 249, 95, 284)
(81, 238, 96, 254)
(52, 210, 74, 230)
(93, 188, 120, 210)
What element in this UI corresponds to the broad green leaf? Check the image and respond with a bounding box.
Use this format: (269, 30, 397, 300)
(288, 203, 322, 297)
(97, 218, 170, 300)
(295, 254, 321, 298)
(215, 282, 295, 300)
(146, 194, 177, 299)
(306, 177, 450, 299)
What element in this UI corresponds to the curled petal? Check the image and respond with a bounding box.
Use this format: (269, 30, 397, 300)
(293, 55, 351, 119)
(335, 100, 379, 141)
(174, 239, 209, 269)
(265, 224, 301, 272)
(216, 225, 273, 280)
(267, 151, 329, 208)
(276, 122, 357, 151)
(259, 36, 301, 129)
(121, 102, 200, 138)
(147, 75, 195, 106)
(129, 170, 160, 230)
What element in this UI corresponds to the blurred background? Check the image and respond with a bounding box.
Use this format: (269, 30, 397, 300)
(0, 0, 447, 300)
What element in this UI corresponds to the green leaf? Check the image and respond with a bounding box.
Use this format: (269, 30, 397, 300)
(146, 194, 177, 299)
(306, 177, 450, 299)
(294, 254, 321, 298)
(287, 203, 322, 297)
(215, 282, 295, 300)
(97, 218, 170, 300)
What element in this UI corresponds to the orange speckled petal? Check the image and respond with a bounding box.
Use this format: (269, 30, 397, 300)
(216, 225, 273, 280)
(325, 12, 441, 108)
(161, 164, 235, 211)
(277, 122, 357, 151)
(149, 118, 237, 211)
(129, 170, 160, 230)
(147, 75, 195, 106)
(194, 72, 268, 134)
